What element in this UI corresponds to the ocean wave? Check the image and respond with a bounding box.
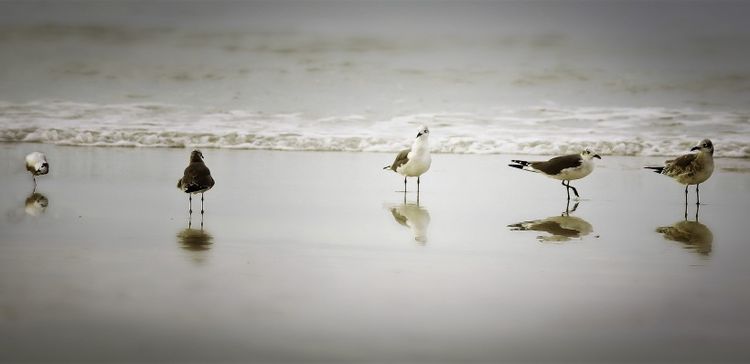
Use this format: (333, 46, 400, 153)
(1, 101, 748, 157)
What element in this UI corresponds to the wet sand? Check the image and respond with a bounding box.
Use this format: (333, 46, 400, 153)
(1, 144, 750, 362)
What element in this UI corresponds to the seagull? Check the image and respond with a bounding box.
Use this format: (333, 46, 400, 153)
(25, 152, 49, 190)
(509, 149, 601, 199)
(383, 125, 432, 193)
(644, 139, 714, 204)
(177, 150, 215, 214)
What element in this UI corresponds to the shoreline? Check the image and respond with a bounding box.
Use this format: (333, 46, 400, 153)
(1, 144, 750, 362)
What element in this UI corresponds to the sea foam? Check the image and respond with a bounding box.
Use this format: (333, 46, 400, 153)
(1, 101, 748, 157)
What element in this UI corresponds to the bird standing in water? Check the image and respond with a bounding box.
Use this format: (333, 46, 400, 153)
(25, 152, 49, 191)
(177, 150, 215, 214)
(509, 149, 601, 200)
(645, 139, 714, 205)
(384, 125, 432, 194)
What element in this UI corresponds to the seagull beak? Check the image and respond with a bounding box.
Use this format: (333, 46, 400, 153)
(593, 154, 601, 159)
(690, 146, 700, 152)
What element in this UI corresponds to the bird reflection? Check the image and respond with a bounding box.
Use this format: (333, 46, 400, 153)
(656, 204, 713, 256)
(388, 201, 431, 244)
(177, 215, 213, 263)
(24, 192, 49, 217)
(508, 201, 594, 243)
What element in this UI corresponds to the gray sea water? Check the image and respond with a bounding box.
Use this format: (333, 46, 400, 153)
(1, 0, 749, 156)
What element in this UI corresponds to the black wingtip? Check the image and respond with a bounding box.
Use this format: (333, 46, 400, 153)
(508, 164, 524, 170)
(644, 166, 664, 174)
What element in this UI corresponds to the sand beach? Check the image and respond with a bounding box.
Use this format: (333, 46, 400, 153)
(1, 144, 750, 362)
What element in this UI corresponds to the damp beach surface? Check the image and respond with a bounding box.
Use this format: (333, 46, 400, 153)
(1, 144, 750, 362)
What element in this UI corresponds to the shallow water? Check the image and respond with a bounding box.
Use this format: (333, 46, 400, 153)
(1, 145, 749, 361)
(1, 1, 750, 156)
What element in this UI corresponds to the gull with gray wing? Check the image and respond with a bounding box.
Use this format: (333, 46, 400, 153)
(383, 125, 432, 193)
(509, 149, 601, 199)
(177, 150, 215, 214)
(25, 152, 49, 190)
(645, 139, 714, 204)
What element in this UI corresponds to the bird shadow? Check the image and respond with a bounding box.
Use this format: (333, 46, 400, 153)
(177, 214, 214, 264)
(385, 195, 431, 244)
(508, 200, 594, 243)
(24, 191, 49, 217)
(655, 203, 713, 257)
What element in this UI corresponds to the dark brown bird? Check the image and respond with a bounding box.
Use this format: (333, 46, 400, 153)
(177, 150, 215, 214)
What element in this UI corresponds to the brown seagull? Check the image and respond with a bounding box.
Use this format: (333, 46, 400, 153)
(177, 150, 215, 214)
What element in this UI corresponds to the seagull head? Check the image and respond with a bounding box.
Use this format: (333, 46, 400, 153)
(690, 139, 714, 154)
(581, 148, 602, 160)
(190, 150, 205, 162)
(416, 125, 430, 138)
(38, 161, 49, 175)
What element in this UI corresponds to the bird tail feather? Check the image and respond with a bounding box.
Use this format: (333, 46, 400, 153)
(509, 160, 537, 173)
(644, 166, 665, 174)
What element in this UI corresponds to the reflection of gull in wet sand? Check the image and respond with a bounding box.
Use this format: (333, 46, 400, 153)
(389, 203, 431, 244)
(656, 206, 713, 256)
(24, 192, 49, 216)
(508, 202, 593, 242)
(177, 227, 213, 252)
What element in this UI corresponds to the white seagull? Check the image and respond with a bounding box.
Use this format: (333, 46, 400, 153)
(644, 139, 714, 204)
(383, 125, 432, 193)
(509, 149, 601, 199)
(25, 152, 49, 190)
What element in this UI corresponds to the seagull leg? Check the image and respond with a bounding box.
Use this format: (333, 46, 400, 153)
(201, 193, 205, 214)
(562, 180, 570, 200)
(569, 183, 580, 198)
(684, 199, 688, 220)
(695, 202, 700, 221)
(696, 184, 700, 205)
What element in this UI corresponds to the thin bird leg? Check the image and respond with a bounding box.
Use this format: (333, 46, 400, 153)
(696, 184, 700, 206)
(562, 180, 570, 200)
(568, 182, 580, 198)
(417, 176, 420, 193)
(684, 185, 689, 205)
(189, 195, 193, 214)
(683, 200, 688, 220)
(404, 177, 407, 192)
(201, 193, 205, 214)
(695, 202, 700, 221)
(33, 176, 37, 191)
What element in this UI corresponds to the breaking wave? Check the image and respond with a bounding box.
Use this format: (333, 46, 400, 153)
(1, 101, 748, 157)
